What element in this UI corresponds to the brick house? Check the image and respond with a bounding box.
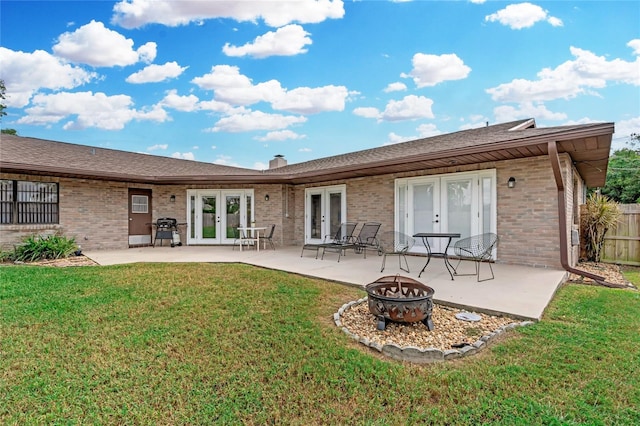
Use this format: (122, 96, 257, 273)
(1, 118, 613, 271)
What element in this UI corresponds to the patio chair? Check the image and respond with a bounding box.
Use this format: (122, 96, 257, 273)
(320, 222, 359, 262)
(261, 224, 276, 250)
(453, 232, 498, 282)
(353, 222, 382, 258)
(379, 231, 415, 273)
(232, 227, 256, 251)
(300, 222, 358, 260)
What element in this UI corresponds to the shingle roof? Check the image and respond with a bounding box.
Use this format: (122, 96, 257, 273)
(1, 118, 614, 186)
(0, 134, 262, 183)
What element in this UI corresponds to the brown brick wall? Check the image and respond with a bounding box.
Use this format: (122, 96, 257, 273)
(288, 155, 572, 269)
(2, 154, 576, 268)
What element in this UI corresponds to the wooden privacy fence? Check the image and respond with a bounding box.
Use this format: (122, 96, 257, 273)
(601, 204, 640, 266)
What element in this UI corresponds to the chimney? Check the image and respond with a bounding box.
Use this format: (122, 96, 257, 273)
(269, 154, 287, 169)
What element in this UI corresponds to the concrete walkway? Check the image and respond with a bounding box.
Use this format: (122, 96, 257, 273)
(84, 245, 567, 320)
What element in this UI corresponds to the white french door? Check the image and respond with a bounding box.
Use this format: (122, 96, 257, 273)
(305, 184, 347, 244)
(186, 189, 254, 245)
(396, 170, 496, 255)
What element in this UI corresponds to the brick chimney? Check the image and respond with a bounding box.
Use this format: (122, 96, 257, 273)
(269, 154, 287, 169)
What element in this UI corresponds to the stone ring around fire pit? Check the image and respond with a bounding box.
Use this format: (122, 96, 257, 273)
(365, 275, 435, 331)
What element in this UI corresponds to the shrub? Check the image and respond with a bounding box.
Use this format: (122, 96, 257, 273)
(5, 234, 78, 262)
(581, 193, 621, 262)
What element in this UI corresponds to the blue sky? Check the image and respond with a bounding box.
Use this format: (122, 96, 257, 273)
(1, 1, 638, 169)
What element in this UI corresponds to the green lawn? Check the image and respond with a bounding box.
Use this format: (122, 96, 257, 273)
(1, 263, 638, 425)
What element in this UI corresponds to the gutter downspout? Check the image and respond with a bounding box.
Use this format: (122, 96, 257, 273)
(548, 141, 623, 288)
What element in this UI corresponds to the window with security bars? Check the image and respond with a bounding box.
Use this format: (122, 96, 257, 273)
(0, 180, 59, 224)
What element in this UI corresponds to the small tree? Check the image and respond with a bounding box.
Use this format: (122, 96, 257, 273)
(581, 193, 621, 263)
(0, 78, 18, 135)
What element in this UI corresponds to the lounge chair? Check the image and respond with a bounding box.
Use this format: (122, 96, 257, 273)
(300, 222, 358, 261)
(379, 231, 415, 273)
(453, 232, 498, 282)
(353, 222, 381, 258)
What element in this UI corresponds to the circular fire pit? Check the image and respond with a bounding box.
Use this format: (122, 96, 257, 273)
(365, 275, 435, 331)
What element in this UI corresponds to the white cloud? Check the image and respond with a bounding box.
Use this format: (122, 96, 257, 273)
(192, 65, 281, 105)
(0, 47, 96, 107)
(401, 53, 471, 88)
(256, 130, 307, 141)
(209, 110, 307, 132)
(384, 82, 407, 93)
(384, 123, 441, 146)
(52, 20, 156, 67)
(416, 123, 442, 138)
(385, 132, 412, 145)
(192, 65, 349, 113)
(299, 147, 312, 152)
(223, 24, 312, 58)
(612, 116, 640, 150)
(159, 90, 200, 112)
(353, 107, 382, 119)
(487, 44, 640, 103)
(381, 95, 434, 121)
(171, 152, 195, 160)
(126, 62, 187, 83)
(253, 161, 268, 170)
(485, 2, 563, 30)
(17, 91, 168, 130)
(629, 39, 640, 55)
(147, 144, 168, 151)
(493, 102, 567, 122)
(112, 0, 345, 29)
(354, 95, 434, 122)
(212, 154, 243, 167)
(271, 85, 350, 114)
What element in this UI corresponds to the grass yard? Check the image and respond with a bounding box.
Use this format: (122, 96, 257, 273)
(1, 263, 639, 424)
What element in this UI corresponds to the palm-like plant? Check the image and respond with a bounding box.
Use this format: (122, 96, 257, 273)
(581, 193, 621, 262)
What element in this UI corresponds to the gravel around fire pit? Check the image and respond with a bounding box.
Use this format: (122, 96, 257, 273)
(339, 301, 517, 352)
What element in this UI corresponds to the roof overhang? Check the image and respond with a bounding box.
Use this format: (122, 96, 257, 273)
(0, 123, 613, 187)
(281, 123, 614, 187)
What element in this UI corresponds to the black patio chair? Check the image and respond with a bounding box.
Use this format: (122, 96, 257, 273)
(320, 222, 359, 262)
(261, 224, 276, 250)
(300, 222, 358, 260)
(453, 232, 498, 282)
(353, 222, 381, 258)
(379, 231, 415, 273)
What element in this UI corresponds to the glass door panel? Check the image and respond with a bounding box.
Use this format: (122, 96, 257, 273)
(443, 177, 473, 241)
(409, 179, 439, 253)
(328, 192, 342, 236)
(310, 193, 322, 239)
(225, 194, 241, 240)
(201, 195, 218, 240)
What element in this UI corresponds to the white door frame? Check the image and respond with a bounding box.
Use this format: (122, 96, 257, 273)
(304, 184, 347, 244)
(396, 170, 496, 256)
(186, 189, 254, 245)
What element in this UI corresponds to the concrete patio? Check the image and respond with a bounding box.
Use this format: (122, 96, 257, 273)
(84, 245, 568, 320)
